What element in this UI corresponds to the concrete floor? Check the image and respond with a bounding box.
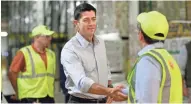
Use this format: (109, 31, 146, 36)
(55, 92, 66, 103)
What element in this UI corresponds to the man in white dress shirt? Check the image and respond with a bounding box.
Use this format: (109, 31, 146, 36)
(61, 3, 127, 103)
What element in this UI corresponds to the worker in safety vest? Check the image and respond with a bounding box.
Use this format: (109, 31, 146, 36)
(127, 11, 182, 103)
(8, 25, 56, 103)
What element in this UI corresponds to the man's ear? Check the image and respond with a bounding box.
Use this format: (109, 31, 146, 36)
(138, 31, 144, 42)
(73, 20, 79, 31)
(73, 20, 78, 26)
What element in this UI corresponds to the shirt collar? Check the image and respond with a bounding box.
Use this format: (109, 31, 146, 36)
(75, 32, 99, 48)
(138, 42, 164, 56)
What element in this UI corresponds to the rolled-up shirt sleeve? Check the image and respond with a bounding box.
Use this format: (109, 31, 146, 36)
(61, 48, 95, 93)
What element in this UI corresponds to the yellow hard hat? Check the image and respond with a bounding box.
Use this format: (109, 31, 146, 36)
(32, 25, 54, 37)
(137, 11, 169, 40)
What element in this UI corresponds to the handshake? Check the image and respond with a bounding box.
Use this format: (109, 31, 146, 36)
(106, 85, 128, 103)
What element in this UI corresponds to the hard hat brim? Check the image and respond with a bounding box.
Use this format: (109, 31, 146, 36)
(42, 30, 54, 36)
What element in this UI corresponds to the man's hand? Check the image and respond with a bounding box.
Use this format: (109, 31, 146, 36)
(183, 87, 189, 97)
(112, 91, 128, 101)
(116, 84, 125, 89)
(8, 70, 19, 98)
(107, 87, 128, 102)
(183, 79, 189, 97)
(87, 83, 127, 102)
(106, 97, 113, 104)
(10, 94, 17, 100)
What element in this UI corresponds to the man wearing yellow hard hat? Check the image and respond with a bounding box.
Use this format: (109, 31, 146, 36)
(127, 11, 183, 103)
(8, 25, 56, 103)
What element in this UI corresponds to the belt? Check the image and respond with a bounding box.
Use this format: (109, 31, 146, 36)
(20, 95, 54, 103)
(69, 94, 106, 103)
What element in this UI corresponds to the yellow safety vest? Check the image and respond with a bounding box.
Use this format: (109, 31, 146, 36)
(127, 49, 182, 103)
(17, 45, 56, 99)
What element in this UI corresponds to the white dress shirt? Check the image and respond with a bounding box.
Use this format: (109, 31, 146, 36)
(61, 32, 111, 99)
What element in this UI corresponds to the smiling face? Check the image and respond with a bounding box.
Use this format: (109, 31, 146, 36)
(74, 10, 96, 41)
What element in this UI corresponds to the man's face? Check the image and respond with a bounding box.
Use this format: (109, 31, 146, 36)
(75, 10, 96, 37)
(37, 35, 52, 48)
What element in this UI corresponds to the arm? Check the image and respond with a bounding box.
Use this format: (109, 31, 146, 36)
(135, 56, 161, 103)
(61, 48, 95, 93)
(8, 51, 25, 98)
(8, 71, 19, 96)
(88, 83, 127, 101)
(88, 83, 113, 96)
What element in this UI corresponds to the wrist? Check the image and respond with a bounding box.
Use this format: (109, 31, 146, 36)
(106, 88, 112, 97)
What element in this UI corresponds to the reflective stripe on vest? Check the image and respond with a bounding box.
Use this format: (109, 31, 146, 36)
(128, 68, 136, 103)
(128, 49, 182, 103)
(18, 47, 54, 79)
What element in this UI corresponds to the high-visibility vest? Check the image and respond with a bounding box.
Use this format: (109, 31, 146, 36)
(17, 45, 56, 99)
(127, 49, 182, 103)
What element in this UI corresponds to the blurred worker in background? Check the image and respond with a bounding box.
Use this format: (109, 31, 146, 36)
(127, 11, 182, 103)
(59, 62, 70, 103)
(8, 25, 56, 103)
(60, 3, 127, 103)
(177, 40, 191, 102)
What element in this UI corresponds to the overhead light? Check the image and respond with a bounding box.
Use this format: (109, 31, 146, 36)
(1, 32, 8, 37)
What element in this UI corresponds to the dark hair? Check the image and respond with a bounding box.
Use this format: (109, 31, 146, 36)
(137, 23, 164, 44)
(74, 3, 96, 20)
(141, 30, 164, 44)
